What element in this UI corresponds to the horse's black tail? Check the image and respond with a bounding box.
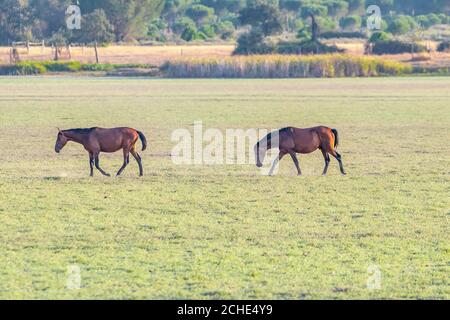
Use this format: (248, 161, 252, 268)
(331, 128, 339, 149)
(137, 130, 147, 151)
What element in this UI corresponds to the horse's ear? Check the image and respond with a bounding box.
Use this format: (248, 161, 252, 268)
(56, 127, 63, 135)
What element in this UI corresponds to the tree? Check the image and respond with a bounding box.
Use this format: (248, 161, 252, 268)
(173, 17, 196, 34)
(326, 0, 349, 18)
(239, 0, 283, 36)
(87, 0, 165, 41)
(340, 15, 361, 31)
(200, 0, 245, 15)
(213, 21, 235, 39)
(280, 0, 302, 12)
(28, 0, 72, 39)
(387, 16, 417, 35)
(75, 9, 115, 44)
(186, 4, 215, 25)
(300, 4, 328, 19)
(0, 0, 26, 44)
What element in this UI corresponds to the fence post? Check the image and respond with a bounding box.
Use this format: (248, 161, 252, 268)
(26, 41, 30, 54)
(41, 40, 45, 54)
(94, 42, 99, 64)
(67, 44, 72, 59)
(54, 44, 59, 61)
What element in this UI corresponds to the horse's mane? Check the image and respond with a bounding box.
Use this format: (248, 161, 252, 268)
(256, 127, 291, 148)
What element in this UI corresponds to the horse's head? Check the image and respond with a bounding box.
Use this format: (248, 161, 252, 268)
(254, 142, 266, 167)
(55, 128, 68, 153)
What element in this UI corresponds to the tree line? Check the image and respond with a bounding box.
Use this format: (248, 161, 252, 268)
(0, 0, 449, 45)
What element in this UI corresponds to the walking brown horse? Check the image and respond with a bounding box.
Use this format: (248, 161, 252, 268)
(55, 127, 147, 177)
(254, 126, 346, 176)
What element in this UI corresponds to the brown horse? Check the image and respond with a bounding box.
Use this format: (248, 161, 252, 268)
(55, 127, 147, 177)
(254, 126, 346, 176)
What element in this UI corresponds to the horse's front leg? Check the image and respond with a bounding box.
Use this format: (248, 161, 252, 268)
(94, 152, 110, 177)
(89, 152, 94, 177)
(268, 151, 286, 176)
(288, 151, 302, 176)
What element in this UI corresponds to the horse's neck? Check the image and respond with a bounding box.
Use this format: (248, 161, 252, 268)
(64, 131, 88, 145)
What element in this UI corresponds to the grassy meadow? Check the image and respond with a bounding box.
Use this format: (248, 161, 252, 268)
(0, 77, 449, 299)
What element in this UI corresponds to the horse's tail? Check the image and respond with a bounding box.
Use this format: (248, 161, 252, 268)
(331, 128, 339, 149)
(137, 130, 147, 151)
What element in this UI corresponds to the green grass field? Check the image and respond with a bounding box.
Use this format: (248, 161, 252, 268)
(0, 77, 449, 299)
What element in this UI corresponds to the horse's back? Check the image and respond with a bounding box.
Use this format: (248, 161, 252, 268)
(91, 127, 138, 152)
(290, 126, 332, 154)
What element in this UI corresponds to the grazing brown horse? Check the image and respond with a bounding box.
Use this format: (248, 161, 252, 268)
(55, 127, 147, 177)
(254, 126, 346, 176)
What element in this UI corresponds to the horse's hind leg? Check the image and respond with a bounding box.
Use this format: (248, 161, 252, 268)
(130, 147, 143, 177)
(116, 149, 130, 176)
(94, 153, 111, 177)
(329, 149, 346, 175)
(89, 152, 94, 177)
(320, 148, 330, 176)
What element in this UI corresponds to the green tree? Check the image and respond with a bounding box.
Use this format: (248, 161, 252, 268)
(214, 21, 235, 39)
(387, 16, 415, 35)
(90, 0, 165, 41)
(75, 9, 115, 44)
(340, 15, 361, 30)
(300, 4, 328, 19)
(186, 4, 215, 25)
(0, 0, 26, 44)
(239, 0, 283, 36)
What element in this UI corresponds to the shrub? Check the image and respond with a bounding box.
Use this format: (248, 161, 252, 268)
(42, 61, 82, 72)
(277, 40, 344, 54)
(320, 31, 366, 39)
(369, 31, 391, 43)
(80, 64, 115, 72)
(162, 54, 412, 78)
(234, 28, 276, 55)
(0, 61, 46, 75)
(437, 41, 450, 52)
(372, 40, 426, 55)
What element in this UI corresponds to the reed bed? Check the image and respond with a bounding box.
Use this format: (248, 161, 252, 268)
(162, 54, 412, 78)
